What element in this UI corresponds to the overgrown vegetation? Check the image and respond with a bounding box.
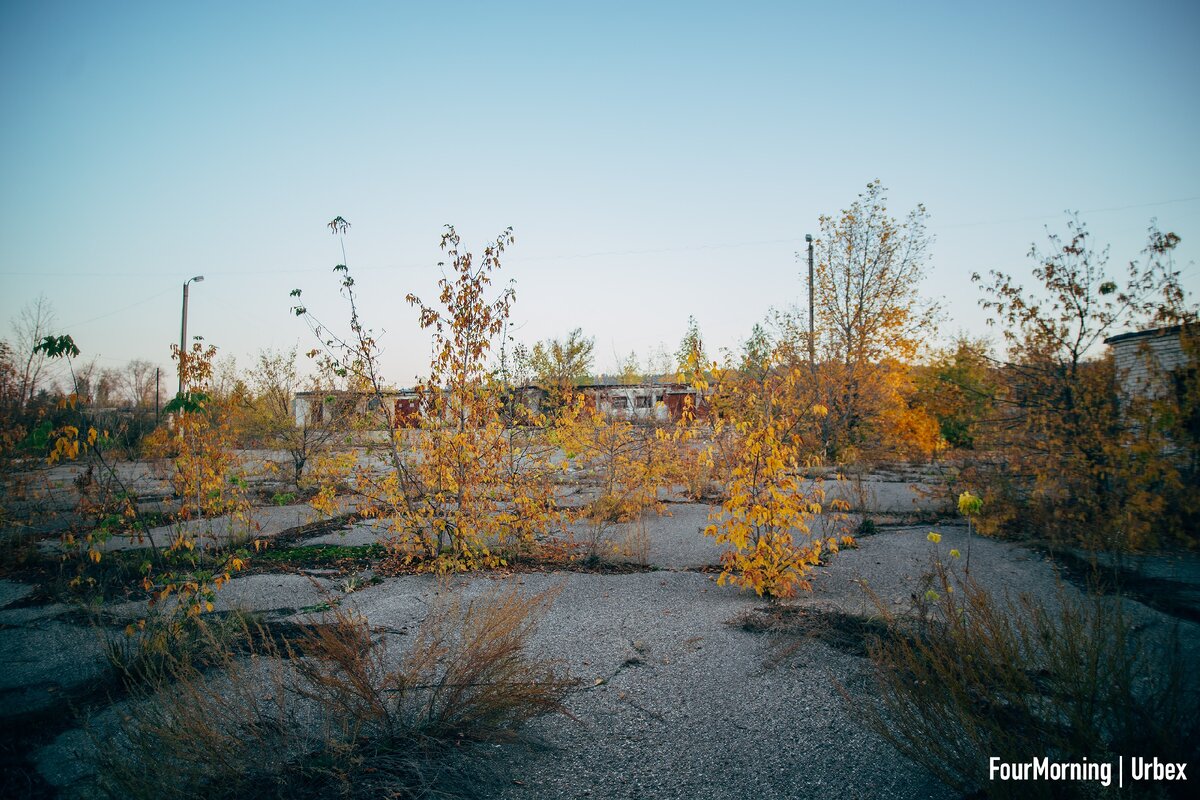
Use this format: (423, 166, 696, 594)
(854, 558, 1200, 799)
(2, 191, 1197, 797)
(965, 219, 1197, 552)
(293, 222, 564, 573)
(96, 583, 575, 799)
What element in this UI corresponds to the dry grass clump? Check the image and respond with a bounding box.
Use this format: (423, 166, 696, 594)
(855, 562, 1200, 799)
(103, 609, 261, 690)
(96, 583, 575, 799)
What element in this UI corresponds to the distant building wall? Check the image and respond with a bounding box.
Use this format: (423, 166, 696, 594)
(581, 383, 704, 422)
(291, 383, 706, 428)
(1106, 325, 1193, 403)
(293, 390, 420, 429)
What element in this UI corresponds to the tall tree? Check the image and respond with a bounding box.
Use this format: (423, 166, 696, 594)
(244, 347, 346, 482)
(813, 180, 937, 459)
(119, 359, 161, 409)
(916, 335, 998, 450)
(740, 323, 773, 381)
(617, 351, 642, 386)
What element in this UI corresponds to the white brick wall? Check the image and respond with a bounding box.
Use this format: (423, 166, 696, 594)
(1111, 329, 1189, 401)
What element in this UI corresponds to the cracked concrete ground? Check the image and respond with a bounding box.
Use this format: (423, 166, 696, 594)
(5, 488, 1198, 798)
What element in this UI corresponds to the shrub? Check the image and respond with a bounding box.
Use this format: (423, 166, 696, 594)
(96, 583, 575, 799)
(854, 562, 1200, 799)
(294, 223, 562, 572)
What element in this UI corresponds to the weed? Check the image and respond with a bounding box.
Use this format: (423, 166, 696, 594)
(851, 562, 1200, 798)
(257, 543, 385, 566)
(95, 582, 575, 799)
(103, 608, 261, 689)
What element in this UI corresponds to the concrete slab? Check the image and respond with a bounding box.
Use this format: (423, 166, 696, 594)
(0, 578, 35, 609)
(0, 621, 109, 718)
(299, 517, 388, 546)
(16, 493, 1200, 799)
(0, 602, 74, 626)
(104, 573, 341, 621)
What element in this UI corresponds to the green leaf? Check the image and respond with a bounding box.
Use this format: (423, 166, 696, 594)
(34, 334, 80, 359)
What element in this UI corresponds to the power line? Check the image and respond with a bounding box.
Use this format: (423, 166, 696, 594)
(939, 195, 1200, 229)
(58, 287, 176, 330)
(2, 194, 1197, 278)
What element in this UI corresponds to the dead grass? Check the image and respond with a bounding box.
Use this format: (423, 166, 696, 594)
(94, 583, 576, 799)
(103, 609, 261, 690)
(852, 562, 1200, 799)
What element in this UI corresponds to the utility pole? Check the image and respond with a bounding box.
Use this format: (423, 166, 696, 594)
(179, 275, 204, 396)
(806, 234, 815, 371)
(155, 367, 160, 423)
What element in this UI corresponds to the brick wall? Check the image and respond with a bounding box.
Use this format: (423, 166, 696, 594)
(1111, 329, 1188, 402)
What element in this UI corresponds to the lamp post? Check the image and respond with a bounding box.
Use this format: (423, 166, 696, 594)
(179, 275, 204, 396)
(805, 234, 815, 371)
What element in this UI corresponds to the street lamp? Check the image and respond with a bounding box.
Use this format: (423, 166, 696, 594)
(179, 275, 204, 395)
(805, 234, 815, 371)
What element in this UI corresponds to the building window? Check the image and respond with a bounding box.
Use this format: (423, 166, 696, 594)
(635, 395, 652, 408)
(610, 396, 629, 410)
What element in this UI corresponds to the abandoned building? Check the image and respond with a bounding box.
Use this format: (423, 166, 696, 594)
(291, 384, 704, 428)
(292, 389, 421, 429)
(577, 384, 705, 422)
(1105, 324, 1196, 405)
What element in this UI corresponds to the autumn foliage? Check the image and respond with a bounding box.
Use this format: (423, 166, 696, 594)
(968, 219, 1198, 551)
(295, 225, 562, 572)
(697, 350, 853, 598)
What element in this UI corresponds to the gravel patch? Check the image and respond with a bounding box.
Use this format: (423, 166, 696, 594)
(0, 578, 35, 608)
(330, 567, 948, 800)
(14, 509, 1200, 798)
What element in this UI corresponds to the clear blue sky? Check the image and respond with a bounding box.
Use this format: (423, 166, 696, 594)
(2, 0, 1198, 385)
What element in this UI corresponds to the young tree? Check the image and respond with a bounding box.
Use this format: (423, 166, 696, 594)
(813, 180, 938, 460)
(27, 334, 251, 616)
(972, 217, 1196, 550)
(518, 328, 595, 390)
(11, 294, 58, 406)
(145, 342, 252, 525)
(554, 395, 679, 559)
(293, 221, 561, 571)
(698, 346, 851, 598)
(916, 336, 998, 450)
(644, 343, 675, 382)
(675, 316, 707, 374)
(0, 342, 21, 454)
(244, 347, 348, 483)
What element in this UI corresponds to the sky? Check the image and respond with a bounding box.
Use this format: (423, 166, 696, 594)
(2, 0, 1198, 388)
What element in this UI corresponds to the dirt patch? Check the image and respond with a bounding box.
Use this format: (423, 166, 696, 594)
(730, 602, 892, 660)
